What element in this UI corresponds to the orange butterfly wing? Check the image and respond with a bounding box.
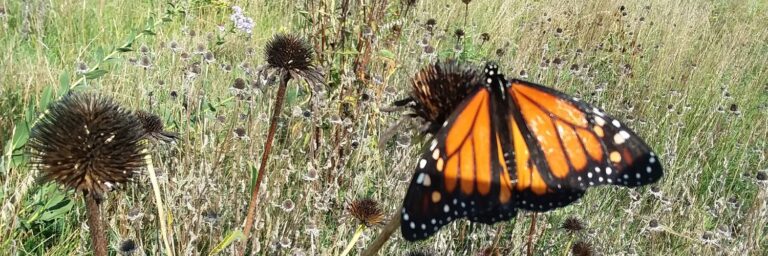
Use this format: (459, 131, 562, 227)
(506, 79, 663, 211)
(401, 86, 518, 241)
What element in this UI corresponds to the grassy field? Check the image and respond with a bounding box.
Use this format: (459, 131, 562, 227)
(1, 0, 767, 255)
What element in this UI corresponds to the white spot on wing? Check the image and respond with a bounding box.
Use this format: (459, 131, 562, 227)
(613, 133, 626, 144)
(594, 116, 606, 126)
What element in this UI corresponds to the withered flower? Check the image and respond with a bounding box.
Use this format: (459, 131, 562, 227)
(571, 241, 594, 256)
(561, 216, 586, 233)
(395, 60, 481, 134)
(29, 93, 146, 196)
(348, 199, 385, 227)
(135, 110, 178, 144)
(263, 33, 324, 86)
(28, 92, 146, 256)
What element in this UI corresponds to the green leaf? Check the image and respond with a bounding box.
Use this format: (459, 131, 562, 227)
(116, 47, 133, 52)
(142, 29, 157, 36)
(206, 102, 217, 112)
(84, 69, 109, 80)
(10, 121, 28, 150)
(208, 230, 244, 255)
(94, 47, 105, 62)
(122, 30, 137, 48)
(11, 153, 27, 168)
(40, 86, 53, 110)
(378, 49, 396, 59)
(59, 71, 70, 92)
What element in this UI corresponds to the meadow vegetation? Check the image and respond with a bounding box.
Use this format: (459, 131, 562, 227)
(0, 0, 766, 255)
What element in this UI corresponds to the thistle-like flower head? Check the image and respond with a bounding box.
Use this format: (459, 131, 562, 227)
(348, 199, 385, 227)
(398, 60, 481, 134)
(262, 33, 324, 86)
(135, 110, 178, 143)
(28, 93, 146, 197)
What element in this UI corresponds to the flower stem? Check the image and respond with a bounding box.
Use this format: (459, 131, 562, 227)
(361, 210, 401, 256)
(527, 212, 537, 256)
(145, 151, 173, 255)
(84, 192, 106, 256)
(340, 224, 366, 256)
(241, 70, 291, 253)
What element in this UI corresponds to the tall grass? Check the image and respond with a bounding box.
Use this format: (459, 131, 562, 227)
(1, 0, 766, 255)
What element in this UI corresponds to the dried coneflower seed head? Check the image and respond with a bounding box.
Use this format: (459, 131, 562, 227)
(119, 239, 138, 255)
(406, 249, 435, 256)
(265, 34, 314, 71)
(401, 60, 481, 134)
(348, 198, 385, 227)
(28, 93, 146, 197)
(757, 171, 767, 181)
(480, 33, 490, 42)
(561, 216, 586, 233)
(233, 78, 247, 90)
(571, 241, 594, 256)
(425, 18, 437, 29)
(135, 110, 178, 143)
(454, 29, 465, 39)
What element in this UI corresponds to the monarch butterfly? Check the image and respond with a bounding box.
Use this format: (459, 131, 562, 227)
(400, 61, 663, 241)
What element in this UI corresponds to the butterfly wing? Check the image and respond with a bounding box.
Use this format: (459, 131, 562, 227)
(401, 87, 518, 241)
(505, 79, 663, 211)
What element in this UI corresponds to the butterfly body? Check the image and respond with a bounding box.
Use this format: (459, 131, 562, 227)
(401, 62, 663, 241)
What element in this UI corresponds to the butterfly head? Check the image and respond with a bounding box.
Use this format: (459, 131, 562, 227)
(484, 62, 509, 96)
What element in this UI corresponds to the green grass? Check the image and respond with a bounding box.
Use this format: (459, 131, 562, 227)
(1, 0, 767, 255)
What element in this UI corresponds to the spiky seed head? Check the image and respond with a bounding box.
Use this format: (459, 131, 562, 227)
(571, 241, 594, 256)
(232, 78, 247, 90)
(757, 170, 767, 181)
(28, 93, 146, 197)
(348, 198, 385, 227)
(402, 0, 418, 7)
(480, 33, 490, 42)
(406, 60, 481, 134)
(406, 250, 435, 256)
(454, 29, 465, 39)
(135, 110, 178, 143)
(265, 34, 314, 71)
(425, 18, 437, 28)
(119, 239, 138, 255)
(561, 216, 586, 233)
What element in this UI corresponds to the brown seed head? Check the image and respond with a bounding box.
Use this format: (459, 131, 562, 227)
(406, 250, 435, 256)
(454, 29, 465, 39)
(119, 239, 138, 255)
(426, 18, 437, 28)
(571, 241, 594, 256)
(403, 60, 481, 134)
(480, 33, 490, 42)
(348, 198, 385, 227)
(28, 93, 146, 197)
(561, 216, 586, 233)
(265, 34, 314, 71)
(135, 110, 178, 143)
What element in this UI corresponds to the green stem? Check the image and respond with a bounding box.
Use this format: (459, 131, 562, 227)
(145, 151, 173, 255)
(340, 224, 366, 256)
